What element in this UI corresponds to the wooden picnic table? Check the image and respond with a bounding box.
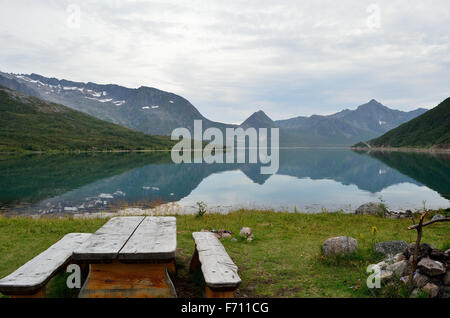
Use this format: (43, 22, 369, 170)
(72, 216, 177, 298)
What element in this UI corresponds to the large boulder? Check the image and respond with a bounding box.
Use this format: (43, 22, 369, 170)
(375, 241, 408, 256)
(322, 236, 358, 257)
(355, 202, 387, 216)
(418, 257, 446, 276)
(431, 214, 445, 221)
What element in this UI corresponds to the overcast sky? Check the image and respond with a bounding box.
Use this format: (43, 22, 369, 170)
(0, 0, 449, 123)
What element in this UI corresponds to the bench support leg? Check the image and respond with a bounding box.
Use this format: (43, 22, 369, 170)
(78, 260, 177, 298)
(189, 247, 201, 273)
(205, 286, 236, 298)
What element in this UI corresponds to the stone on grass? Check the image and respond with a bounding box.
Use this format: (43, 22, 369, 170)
(239, 227, 253, 238)
(375, 241, 408, 256)
(355, 202, 386, 216)
(386, 260, 408, 276)
(423, 283, 440, 298)
(418, 258, 446, 276)
(431, 214, 445, 221)
(322, 236, 358, 257)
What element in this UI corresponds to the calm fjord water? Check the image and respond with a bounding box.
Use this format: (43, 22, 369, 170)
(1, 149, 449, 216)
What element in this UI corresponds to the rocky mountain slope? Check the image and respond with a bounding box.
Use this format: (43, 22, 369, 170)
(0, 71, 428, 146)
(0, 86, 175, 152)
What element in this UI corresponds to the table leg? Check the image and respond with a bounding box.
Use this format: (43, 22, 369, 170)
(78, 260, 177, 298)
(205, 286, 236, 298)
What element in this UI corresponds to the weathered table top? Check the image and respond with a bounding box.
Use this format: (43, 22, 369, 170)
(73, 216, 177, 262)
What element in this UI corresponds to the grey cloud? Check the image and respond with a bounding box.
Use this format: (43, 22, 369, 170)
(0, 0, 449, 122)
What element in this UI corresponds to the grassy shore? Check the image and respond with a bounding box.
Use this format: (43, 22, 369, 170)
(0, 210, 448, 298)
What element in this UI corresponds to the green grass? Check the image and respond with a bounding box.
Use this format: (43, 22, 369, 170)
(0, 87, 176, 153)
(0, 210, 448, 298)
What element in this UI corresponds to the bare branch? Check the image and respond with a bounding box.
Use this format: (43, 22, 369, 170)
(408, 218, 450, 230)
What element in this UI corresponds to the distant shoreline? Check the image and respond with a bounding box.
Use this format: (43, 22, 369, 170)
(0, 149, 174, 155)
(350, 146, 450, 154)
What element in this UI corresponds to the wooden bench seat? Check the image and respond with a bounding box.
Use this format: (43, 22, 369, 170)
(0, 233, 91, 297)
(190, 232, 241, 298)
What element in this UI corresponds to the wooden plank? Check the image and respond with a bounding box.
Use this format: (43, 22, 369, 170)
(73, 217, 144, 261)
(119, 217, 177, 261)
(0, 233, 91, 294)
(78, 261, 177, 298)
(192, 232, 241, 289)
(11, 287, 46, 298)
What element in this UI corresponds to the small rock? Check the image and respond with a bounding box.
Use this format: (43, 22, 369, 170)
(423, 282, 440, 298)
(395, 253, 407, 262)
(413, 273, 430, 288)
(431, 214, 445, 221)
(410, 288, 419, 298)
(418, 257, 446, 276)
(239, 227, 253, 238)
(386, 260, 408, 276)
(355, 202, 387, 216)
(221, 233, 232, 239)
(375, 261, 387, 270)
(375, 241, 408, 256)
(322, 236, 358, 257)
(409, 288, 419, 298)
(444, 271, 450, 285)
(380, 270, 394, 282)
(385, 211, 410, 219)
(231, 238, 238, 242)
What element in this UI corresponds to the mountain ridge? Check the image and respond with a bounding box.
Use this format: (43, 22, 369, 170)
(0, 86, 175, 152)
(358, 97, 450, 149)
(0, 71, 429, 146)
